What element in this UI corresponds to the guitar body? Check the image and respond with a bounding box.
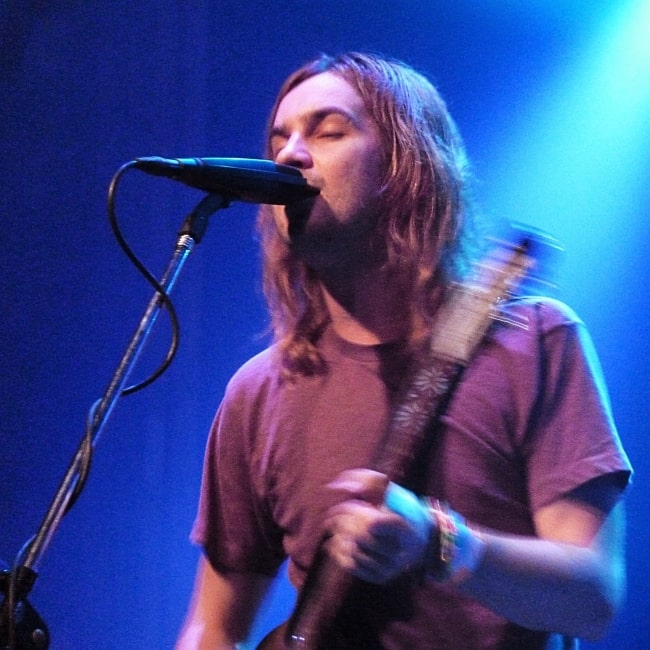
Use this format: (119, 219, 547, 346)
(257, 620, 350, 650)
(257, 609, 377, 650)
(256, 551, 365, 649)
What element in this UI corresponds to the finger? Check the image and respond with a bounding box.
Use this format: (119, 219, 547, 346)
(352, 537, 409, 584)
(364, 524, 406, 558)
(325, 534, 358, 573)
(326, 469, 389, 505)
(351, 551, 390, 584)
(326, 500, 406, 537)
(326, 532, 394, 584)
(324, 497, 391, 539)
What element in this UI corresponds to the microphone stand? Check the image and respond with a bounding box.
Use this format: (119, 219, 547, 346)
(0, 192, 230, 650)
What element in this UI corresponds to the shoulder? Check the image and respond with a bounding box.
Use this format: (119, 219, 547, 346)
(500, 296, 583, 331)
(207, 346, 283, 451)
(493, 296, 588, 351)
(222, 345, 281, 407)
(482, 296, 594, 377)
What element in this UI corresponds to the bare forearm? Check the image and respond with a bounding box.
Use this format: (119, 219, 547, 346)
(175, 557, 272, 650)
(323, 472, 627, 640)
(458, 531, 623, 640)
(175, 622, 238, 650)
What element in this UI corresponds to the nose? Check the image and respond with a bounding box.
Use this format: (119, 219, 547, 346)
(274, 133, 312, 169)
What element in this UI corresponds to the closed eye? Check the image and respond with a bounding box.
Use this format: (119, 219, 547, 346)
(312, 112, 354, 139)
(269, 133, 288, 158)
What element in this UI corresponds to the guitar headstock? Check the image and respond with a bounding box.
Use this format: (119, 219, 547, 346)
(431, 226, 562, 364)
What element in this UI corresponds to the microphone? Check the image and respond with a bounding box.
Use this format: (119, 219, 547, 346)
(134, 157, 319, 205)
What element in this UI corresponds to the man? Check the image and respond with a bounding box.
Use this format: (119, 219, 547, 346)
(176, 53, 631, 649)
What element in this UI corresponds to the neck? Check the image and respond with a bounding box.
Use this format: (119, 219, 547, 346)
(320, 269, 410, 345)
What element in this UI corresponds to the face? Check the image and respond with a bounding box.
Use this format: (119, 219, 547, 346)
(269, 72, 387, 272)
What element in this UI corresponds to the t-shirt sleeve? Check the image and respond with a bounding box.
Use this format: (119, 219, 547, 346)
(190, 370, 285, 576)
(524, 301, 632, 511)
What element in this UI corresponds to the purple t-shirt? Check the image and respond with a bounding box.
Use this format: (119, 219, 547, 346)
(192, 297, 631, 649)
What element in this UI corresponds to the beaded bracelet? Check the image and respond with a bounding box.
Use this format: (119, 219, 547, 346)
(421, 498, 486, 584)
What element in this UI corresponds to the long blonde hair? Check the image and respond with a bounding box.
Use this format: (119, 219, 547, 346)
(257, 53, 476, 376)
